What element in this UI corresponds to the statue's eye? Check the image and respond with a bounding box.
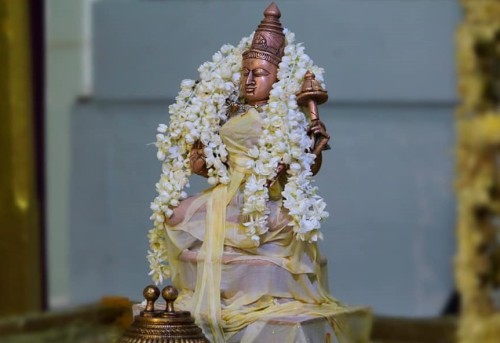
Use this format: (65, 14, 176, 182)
(242, 68, 250, 76)
(253, 69, 270, 77)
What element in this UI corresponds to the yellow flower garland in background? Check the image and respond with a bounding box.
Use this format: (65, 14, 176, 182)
(456, 1, 500, 342)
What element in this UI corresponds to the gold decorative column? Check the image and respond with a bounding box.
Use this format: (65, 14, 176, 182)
(456, 0, 500, 341)
(0, 0, 43, 315)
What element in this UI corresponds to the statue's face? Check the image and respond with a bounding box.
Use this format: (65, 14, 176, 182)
(240, 58, 278, 106)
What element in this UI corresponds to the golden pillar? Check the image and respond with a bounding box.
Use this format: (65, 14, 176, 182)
(456, 0, 500, 341)
(0, 0, 43, 315)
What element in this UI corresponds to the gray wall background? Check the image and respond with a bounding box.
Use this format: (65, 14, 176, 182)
(68, 0, 460, 317)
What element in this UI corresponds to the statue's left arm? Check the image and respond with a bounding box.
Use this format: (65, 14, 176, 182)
(268, 119, 330, 188)
(309, 119, 330, 176)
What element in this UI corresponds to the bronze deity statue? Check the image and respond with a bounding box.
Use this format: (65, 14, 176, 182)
(147, 3, 372, 342)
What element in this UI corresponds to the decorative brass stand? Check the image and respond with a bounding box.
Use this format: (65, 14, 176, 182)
(119, 285, 208, 343)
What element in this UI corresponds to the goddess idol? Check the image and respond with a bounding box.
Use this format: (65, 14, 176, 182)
(147, 3, 371, 342)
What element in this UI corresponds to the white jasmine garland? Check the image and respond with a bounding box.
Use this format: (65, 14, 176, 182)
(148, 30, 329, 284)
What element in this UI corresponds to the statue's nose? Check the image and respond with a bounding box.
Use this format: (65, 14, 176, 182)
(245, 71, 255, 85)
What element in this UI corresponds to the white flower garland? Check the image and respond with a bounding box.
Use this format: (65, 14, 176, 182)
(147, 30, 329, 284)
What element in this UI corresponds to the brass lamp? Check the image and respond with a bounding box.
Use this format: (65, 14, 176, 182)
(118, 285, 208, 343)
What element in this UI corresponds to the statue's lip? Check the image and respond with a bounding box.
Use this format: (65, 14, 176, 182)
(245, 87, 256, 93)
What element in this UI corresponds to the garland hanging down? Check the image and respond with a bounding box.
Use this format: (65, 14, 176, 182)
(148, 30, 329, 284)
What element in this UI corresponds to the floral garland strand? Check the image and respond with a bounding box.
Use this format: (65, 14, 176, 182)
(147, 36, 251, 283)
(148, 30, 328, 284)
(242, 30, 329, 242)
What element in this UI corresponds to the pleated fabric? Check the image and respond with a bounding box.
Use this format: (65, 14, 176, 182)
(165, 108, 372, 342)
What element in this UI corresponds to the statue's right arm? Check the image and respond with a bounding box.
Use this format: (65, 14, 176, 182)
(189, 141, 209, 178)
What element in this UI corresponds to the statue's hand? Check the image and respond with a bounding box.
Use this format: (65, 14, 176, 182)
(308, 119, 330, 154)
(189, 141, 209, 177)
(267, 162, 287, 188)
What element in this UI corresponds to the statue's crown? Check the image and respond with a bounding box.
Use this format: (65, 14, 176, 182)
(243, 2, 285, 66)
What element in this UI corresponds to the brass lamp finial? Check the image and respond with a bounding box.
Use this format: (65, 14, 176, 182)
(143, 285, 160, 315)
(162, 285, 178, 314)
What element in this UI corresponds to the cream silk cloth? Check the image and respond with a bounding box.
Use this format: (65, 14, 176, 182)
(165, 108, 372, 342)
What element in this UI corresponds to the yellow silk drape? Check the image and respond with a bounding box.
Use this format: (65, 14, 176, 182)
(0, 0, 42, 315)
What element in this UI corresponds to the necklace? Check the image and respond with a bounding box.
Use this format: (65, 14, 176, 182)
(227, 101, 264, 118)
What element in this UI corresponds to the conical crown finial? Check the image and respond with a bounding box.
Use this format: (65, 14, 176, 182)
(264, 2, 281, 19)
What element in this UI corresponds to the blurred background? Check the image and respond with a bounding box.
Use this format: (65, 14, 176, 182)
(3, 0, 462, 321)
